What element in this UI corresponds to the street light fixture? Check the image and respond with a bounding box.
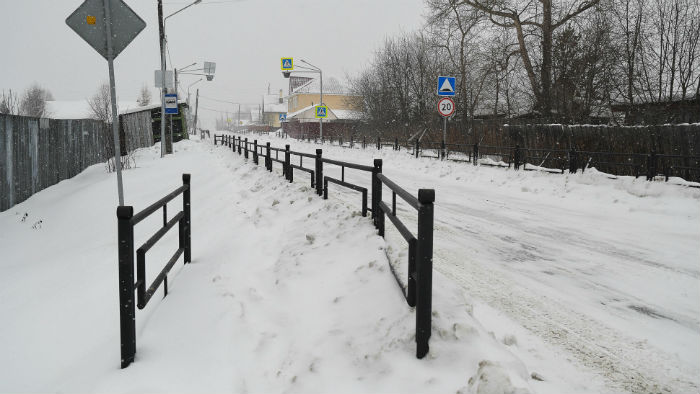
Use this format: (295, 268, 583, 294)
(157, 0, 202, 157)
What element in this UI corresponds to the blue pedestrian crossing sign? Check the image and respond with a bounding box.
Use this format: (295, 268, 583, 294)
(281, 57, 294, 70)
(437, 76, 456, 96)
(315, 105, 328, 119)
(279, 113, 287, 121)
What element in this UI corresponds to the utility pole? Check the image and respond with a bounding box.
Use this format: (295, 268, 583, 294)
(158, 0, 167, 156)
(193, 88, 199, 135)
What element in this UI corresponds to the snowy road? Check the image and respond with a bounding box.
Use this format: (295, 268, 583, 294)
(242, 133, 700, 394)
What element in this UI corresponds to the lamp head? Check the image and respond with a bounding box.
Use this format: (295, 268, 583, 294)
(282, 71, 291, 78)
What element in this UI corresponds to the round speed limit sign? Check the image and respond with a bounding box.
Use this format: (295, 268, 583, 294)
(437, 97, 455, 117)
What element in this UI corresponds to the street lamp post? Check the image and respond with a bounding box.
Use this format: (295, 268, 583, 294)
(158, 0, 202, 157)
(299, 59, 323, 141)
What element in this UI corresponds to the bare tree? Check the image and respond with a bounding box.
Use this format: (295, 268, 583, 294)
(87, 82, 113, 123)
(0, 89, 20, 115)
(20, 83, 54, 117)
(452, 0, 601, 118)
(137, 84, 152, 107)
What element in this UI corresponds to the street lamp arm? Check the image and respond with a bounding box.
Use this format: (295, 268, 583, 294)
(164, 0, 202, 21)
(299, 59, 320, 71)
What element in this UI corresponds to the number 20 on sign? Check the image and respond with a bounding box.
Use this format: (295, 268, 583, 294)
(438, 97, 455, 117)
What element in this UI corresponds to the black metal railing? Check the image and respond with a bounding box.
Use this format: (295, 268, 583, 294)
(373, 166, 435, 358)
(213, 134, 436, 358)
(116, 174, 191, 369)
(278, 134, 699, 184)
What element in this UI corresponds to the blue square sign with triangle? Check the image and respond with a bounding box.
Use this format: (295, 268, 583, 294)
(437, 76, 456, 96)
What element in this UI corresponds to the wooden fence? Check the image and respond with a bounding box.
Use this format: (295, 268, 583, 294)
(1, 113, 153, 212)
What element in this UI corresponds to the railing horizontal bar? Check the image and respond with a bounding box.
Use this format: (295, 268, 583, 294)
(131, 186, 187, 225)
(290, 164, 313, 173)
(141, 247, 184, 309)
(377, 174, 419, 210)
(290, 151, 316, 159)
(322, 157, 374, 172)
(326, 176, 367, 193)
(136, 211, 184, 254)
(379, 201, 417, 243)
(270, 158, 285, 164)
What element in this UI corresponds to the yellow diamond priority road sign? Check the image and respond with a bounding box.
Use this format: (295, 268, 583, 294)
(66, 0, 146, 60)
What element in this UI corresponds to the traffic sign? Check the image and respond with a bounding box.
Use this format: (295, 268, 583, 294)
(66, 0, 146, 60)
(154, 70, 174, 89)
(165, 94, 178, 114)
(315, 106, 328, 119)
(437, 76, 456, 96)
(281, 57, 294, 70)
(437, 97, 455, 117)
(279, 113, 287, 121)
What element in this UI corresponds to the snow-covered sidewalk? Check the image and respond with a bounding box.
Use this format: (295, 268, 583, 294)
(0, 139, 540, 393)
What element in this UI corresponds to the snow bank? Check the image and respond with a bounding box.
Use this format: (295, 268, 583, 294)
(0, 139, 533, 393)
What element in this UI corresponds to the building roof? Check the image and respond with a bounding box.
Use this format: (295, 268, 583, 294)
(291, 76, 350, 95)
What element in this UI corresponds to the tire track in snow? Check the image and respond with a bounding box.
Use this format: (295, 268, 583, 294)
(432, 215, 699, 394)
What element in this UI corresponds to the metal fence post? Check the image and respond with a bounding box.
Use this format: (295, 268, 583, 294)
(363, 136, 366, 149)
(473, 143, 479, 166)
(237, 137, 242, 154)
(441, 140, 446, 160)
(395, 137, 398, 151)
(285, 144, 292, 183)
(350, 136, 354, 148)
(647, 151, 657, 181)
(244, 138, 249, 159)
(513, 145, 521, 170)
(182, 174, 191, 263)
(569, 148, 578, 174)
(253, 140, 259, 165)
(315, 149, 323, 196)
(415, 188, 434, 359)
(377, 136, 381, 150)
(415, 139, 419, 158)
(266, 142, 271, 171)
(117, 206, 136, 369)
(371, 159, 383, 225)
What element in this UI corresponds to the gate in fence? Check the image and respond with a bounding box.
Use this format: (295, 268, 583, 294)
(214, 134, 436, 358)
(116, 174, 192, 368)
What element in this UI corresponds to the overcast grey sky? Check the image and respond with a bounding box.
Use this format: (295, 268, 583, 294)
(1, 0, 427, 122)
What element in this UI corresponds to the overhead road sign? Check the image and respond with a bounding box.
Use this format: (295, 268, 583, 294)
(437, 97, 455, 117)
(437, 76, 456, 97)
(281, 57, 294, 70)
(315, 106, 328, 119)
(165, 94, 178, 114)
(66, 0, 146, 60)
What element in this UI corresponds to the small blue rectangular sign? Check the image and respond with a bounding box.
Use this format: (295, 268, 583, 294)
(165, 94, 178, 114)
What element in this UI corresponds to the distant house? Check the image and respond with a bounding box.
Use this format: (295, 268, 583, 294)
(286, 76, 361, 117)
(261, 90, 288, 128)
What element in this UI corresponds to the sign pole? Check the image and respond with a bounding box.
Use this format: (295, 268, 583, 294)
(443, 117, 447, 160)
(158, 0, 167, 157)
(103, 0, 124, 206)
